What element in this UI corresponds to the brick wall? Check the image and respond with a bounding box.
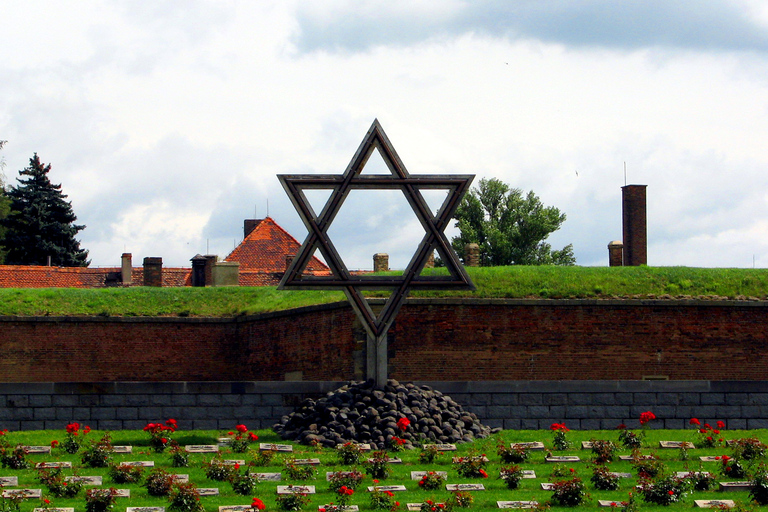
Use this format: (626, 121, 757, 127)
(2, 380, 768, 432)
(1, 298, 768, 382)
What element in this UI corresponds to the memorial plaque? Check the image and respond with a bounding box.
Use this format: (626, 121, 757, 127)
(293, 458, 321, 465)
(0, 477, 18, 486)
(277, 485, 315, 494)
(260, 443, 293, 452)
(121, 461, 154, 467)
(36, 462, 72, 468)
(619, 455, 654, 461)
(2, 489, 42, 499)
(446, 484, 484, 491)
(112, 446, 133, 454)
(219, 506, 252, 512)
(320, 506, 359, 512)
(327, 471, 364, 481)
(114, 489, 131, 497)
(659, 441, 694, 449)
(610, 472, 633, 478)
(545, 456, 580, 463)
(198, 488, 220, 496)
(65, 476, 102, 485)
(185, 445, 218, 453)
(700, 456, 720, 462)
(127, 508, 165, 512)
(255, 473, 282, 481)
(23, 446, 51, 454)
(452, 456, 488, 463)
(223, 460, 246, 466)
(171, 475, 189, 483)
(408, 504, 443, 512)
(497, 502, 539, 509)
(676, 471, 710, 478)
(511, 442, 544, 450)
(218, 438, 232, 444)
(719, 481, 752, 491)
(541, 483, 556, 491)
(367, 457, 402, 464)
(367, 485, 407, 492)
(423, 444, 456, 452)
(33, 509, 74, 512)
(598, 501, 628, 508)
(581, 441, 593, 449)
(411, 471, 448, 480)
(695, 500, 735, 508)
(522, 470, 536, 479)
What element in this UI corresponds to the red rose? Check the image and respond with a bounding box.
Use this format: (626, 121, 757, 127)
(689, 418, 700, 425)
(236, 424, 248, 433)
(717, 421, 726, 429)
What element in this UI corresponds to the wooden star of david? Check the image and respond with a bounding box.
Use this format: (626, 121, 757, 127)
(277, 119, 475, 339)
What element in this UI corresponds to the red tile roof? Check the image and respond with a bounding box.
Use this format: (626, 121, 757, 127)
(225, 217, 329, 274)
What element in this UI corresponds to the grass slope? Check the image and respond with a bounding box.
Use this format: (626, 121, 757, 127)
(0, 267, 767, 317)
(0, 427, 765, 512)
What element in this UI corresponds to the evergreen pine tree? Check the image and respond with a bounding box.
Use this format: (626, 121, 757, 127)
(0, 140, 10, 264)
(1, 153, 89, 266)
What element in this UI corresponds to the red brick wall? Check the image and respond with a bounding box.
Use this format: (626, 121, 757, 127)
(1, 299, 767, 382)
(390, 300, 768, 381)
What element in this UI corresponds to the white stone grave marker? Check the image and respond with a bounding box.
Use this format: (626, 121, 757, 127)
(446, 484, 484, 491)
(2, 489, 42, 499)
(185, 445, 218, 453)
(171, 475, 189, 483)
(320, 506, 359, 511)
(719, 481, 752, 491)
(545, 456, 580, 463)
(277, 485, 316, 494)
(326, 471, 363, 481)
(198, 488, 220, 496)
(127, 507, 165, 512)
(407, 504, 444, 512)
(219, 506, 252, 512)
(410, 471, 448, 480)
(260, 443, 293, 452)
(121, 461, 154, 467)
(65, 476, 102, 485)
(497, 502, 539, 509)
(0, 477, 18, 486)
(255, 473, 282, 481)
(112, 446, 132, 454)
(695, 500, 736, 508)
(511, 442, 544, 450)
(367, 485, 407, 492)
(23, 446, 51, 454)
(659, 441, 694, 449)
(423, 444, 456, 451)
(36, 462, 72, 468)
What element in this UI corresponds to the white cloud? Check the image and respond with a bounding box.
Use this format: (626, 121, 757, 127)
(2, 1, 768, 269)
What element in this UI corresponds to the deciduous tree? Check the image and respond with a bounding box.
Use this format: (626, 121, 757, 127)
(451, 177, 574, 266)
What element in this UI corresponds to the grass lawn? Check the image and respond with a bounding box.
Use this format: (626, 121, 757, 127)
(1, 426, 767, 512)
(0, 266, 767, 317)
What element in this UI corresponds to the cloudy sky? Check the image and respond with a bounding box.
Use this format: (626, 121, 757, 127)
(2, 0, 768, 269)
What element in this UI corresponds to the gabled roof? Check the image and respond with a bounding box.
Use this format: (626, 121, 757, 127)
(224, 217, 329, 274)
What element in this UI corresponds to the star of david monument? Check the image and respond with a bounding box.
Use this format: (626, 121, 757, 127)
(278, 119, 475, 388)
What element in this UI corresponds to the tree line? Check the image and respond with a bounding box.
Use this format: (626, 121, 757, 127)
(0, 145, 89, 266)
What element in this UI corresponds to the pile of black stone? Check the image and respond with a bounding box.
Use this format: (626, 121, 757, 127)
(272, 379, 497, 449)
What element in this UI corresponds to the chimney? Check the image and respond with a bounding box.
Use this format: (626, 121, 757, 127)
(244, 219, 260, 238)
(607, 241, 624, 267)
(204, 255, 217, 285)
(464, 243, 480, 267)
(121, 253, 132, 285)
(191, 254, 207, 286)
(622, 185, 647, 266)
(373, 253, 389, 272)
(143, 257, 163, 287)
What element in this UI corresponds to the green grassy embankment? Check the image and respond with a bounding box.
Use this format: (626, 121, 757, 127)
(0, 266, 766, 317)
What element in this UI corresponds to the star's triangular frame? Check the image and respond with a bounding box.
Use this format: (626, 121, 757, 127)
(278, 119, 475, 339)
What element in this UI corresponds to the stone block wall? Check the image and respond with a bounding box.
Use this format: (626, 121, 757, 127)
(2, 380, 768, 432)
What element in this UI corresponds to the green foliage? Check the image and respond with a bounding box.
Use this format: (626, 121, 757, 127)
(36, 466, 83, 497)
(499, 465, 524, 489)
(80, 433, 113, 468)
(0, 153, 89, 266)
(108, 463, 144, 484)
(145, 468, 175, 496)
(590, 464, 620, 490)
(84, 488, 118, 512)
(451, 177, 574, 266)
(168, 482, 204, 512)
(550, 477, 588, 506)
(0, 443, 29, 469)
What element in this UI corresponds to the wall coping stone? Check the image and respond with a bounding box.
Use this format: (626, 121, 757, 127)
(4, 381, 768, 395)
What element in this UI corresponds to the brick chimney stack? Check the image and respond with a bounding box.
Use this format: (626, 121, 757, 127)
(622, 185, 647, 266)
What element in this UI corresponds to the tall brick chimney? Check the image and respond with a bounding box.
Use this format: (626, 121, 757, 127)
(622, 185, 647, 266)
